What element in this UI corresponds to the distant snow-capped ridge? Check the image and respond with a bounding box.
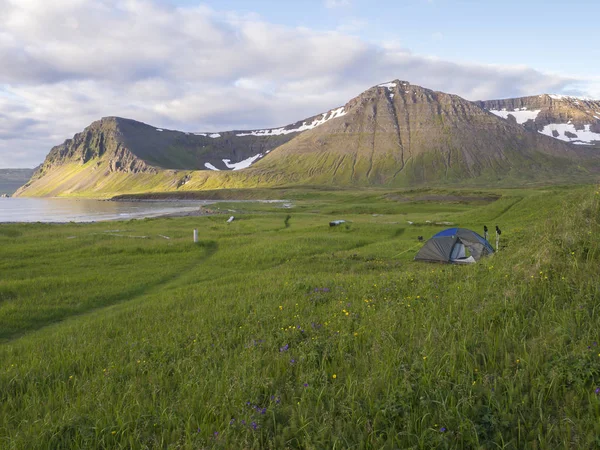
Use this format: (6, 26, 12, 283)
(484, 95, 600, 145)
(546, 94, 597, 102)
(235, 107, 347, 137)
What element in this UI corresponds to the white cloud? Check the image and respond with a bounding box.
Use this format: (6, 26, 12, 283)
(0, 0, 596, 167)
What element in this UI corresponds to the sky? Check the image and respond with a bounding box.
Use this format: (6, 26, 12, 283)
(1, 0, 599, 168)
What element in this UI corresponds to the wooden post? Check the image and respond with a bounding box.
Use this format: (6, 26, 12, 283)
(193, 229, 198, 243)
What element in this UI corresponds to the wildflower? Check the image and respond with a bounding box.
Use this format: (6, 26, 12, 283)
(279, 306, 283, 310)
(440, 427, 447, 433)
(290, 359, 296, 364)
(423, 356, 427, 360)
(516, 359, 520, 364)
(595, 387, 600, 394)
(279, 344, 289, 352)
(304, 383, 309, 387)
(111, 431, 116, 435)
(332, 374, 337, 379)
(230, 419, 235, 425)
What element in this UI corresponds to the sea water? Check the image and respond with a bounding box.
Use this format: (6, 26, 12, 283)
(0, 198, 208, 223)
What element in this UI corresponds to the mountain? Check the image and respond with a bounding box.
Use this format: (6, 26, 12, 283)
(15, 81, 600, 198)
(0, 168, 35, 196)
(478, 95, 600, 147)
(14, 109, 345, 197)
(251, 81, 596, 186)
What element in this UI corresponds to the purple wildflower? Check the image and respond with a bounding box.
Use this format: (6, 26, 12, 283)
(241, 420, 246, 425)
(279, 344, 289, 352)
(229, 419, 235, 425)
(323, 288, 330, 292)
(290, 359, 296, 364)
(595, 387, 600, 394)
(303, 383, 309, 387)
(261, 408, 267, 415)
(251, 421, 258, 430)
(440, 427, 447, 433)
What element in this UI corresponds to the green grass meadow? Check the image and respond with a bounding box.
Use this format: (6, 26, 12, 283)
(1, 186, 600, 449)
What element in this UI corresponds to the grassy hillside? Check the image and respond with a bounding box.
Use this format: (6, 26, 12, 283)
(1, 186, 600, 448)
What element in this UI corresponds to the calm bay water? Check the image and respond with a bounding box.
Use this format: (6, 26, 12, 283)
(0, 198, 210, 223)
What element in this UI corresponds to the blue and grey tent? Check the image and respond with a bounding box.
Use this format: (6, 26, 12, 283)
(414, 228, 494, 264)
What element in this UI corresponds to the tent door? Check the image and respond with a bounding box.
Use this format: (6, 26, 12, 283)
(450, 240, 473, 261)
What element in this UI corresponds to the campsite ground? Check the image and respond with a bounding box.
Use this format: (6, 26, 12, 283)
(1, 185, 599, 449)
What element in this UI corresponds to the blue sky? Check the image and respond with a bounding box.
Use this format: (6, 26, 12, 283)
(1, 0, 598, 168)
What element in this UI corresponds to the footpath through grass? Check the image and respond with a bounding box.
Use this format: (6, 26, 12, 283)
(1, 186, 599, 449)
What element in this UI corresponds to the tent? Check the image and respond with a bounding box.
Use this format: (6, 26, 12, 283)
(414, 228, 494, 264)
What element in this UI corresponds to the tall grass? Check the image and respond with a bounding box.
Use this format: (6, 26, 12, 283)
(1, 186, 599, 448)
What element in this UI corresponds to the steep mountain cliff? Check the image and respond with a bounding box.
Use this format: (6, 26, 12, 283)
(15, 81, 600, 198)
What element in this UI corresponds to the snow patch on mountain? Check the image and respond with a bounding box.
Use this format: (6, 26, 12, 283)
(236, 107, 346, 137)
(193, 133, 221, 138)
(378, 82, 398, 90)
(548, 94, 595, 101)
(488, 108, 541, 124)
(204, 163, 220, 171)
(223, 154, 263, 170)
(538, 123, 600, 144)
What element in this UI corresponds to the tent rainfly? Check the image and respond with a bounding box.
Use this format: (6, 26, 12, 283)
(414, 228, 494, 264)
